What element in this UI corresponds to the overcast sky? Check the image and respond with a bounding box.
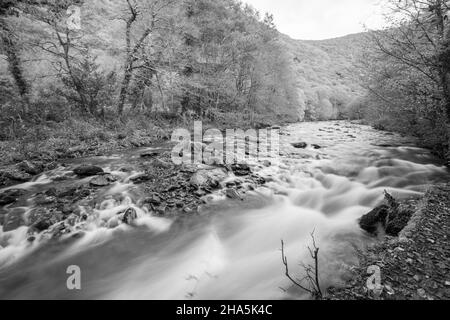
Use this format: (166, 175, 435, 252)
(244, 0, 387, 40)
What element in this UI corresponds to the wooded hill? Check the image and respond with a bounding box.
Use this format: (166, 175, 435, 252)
(0, 0, 364, 139)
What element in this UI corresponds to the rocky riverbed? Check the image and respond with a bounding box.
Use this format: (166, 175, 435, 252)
(0, 121, 449, 299)
(0, 145, 269, 244)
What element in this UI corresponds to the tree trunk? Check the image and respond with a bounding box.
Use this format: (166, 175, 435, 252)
(1, 20, 30, 110)
(117, 62, 133, 115)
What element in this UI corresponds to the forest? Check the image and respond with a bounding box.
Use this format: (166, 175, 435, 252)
(346, 0, 450, 163)
(1, 0, 450, 165)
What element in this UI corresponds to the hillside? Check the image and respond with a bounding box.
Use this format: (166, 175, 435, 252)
(280, 33, 368, 120)
(0, 0, 370, 160)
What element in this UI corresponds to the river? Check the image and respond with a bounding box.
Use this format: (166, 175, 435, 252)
(0, 121, 448, 299)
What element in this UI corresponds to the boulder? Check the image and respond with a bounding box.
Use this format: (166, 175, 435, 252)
(90, 175, 111, 187)
(359, 192, 412, 236)
(142, 193, 163, 206)
(122, 208, 138, 225)
(3, 169, 32, 182)
(230, 163, 252, 177)
(33, 219, 54, 232)
(73, 165, 104, 177)
(140, 150, 160, 158)
(34, 194, 56, 205)
(0, 189, 25, 206)
(190, 168, 227, 189)
(292, 142, 308, 149)
(226, 188, 243, 200)
(3, 208, 26, 232)
(130, 173, 152, 184)
(17, 161, 43, 175)
(359, 204, 389, 235)
(28, 207, 59, 227)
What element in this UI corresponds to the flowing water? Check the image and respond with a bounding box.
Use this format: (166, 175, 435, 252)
(0, 121, 448, 300)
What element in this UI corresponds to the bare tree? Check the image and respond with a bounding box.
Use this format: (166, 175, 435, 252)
(281, 231, 323, 300)
(370, 0, 450, 121)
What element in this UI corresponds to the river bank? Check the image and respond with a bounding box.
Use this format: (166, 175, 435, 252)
(327, 183, 450, 300)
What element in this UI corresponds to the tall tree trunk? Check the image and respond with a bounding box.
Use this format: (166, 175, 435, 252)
(117, 62, 133, 116)
(1, 19, 30, 111)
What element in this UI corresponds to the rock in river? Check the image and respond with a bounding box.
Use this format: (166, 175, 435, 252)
(73, 165, 104, 177)
(359, 192, 414, 237)
(359, 204, 390, 235)
(1, 169, 32, 182)
(226, 188, 243, 200)
(230, 163, 252, 177)
(140, 150, 160, 158)
(90, 175, 112, 187)
(3, 208, 26, 232)
(0, 189, 25, 206)
(122, 208, 138, 225)
(292, 142, 308, 149)
(190, 168, 227, 189)
(17, 160, 43, 175)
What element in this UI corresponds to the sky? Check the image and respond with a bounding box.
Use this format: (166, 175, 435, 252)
(243, 0, 387, 40)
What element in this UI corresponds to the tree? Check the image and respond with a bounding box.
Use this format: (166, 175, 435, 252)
(116, 0, 175, 115)
(281, 232, 323, 300)
(0, 0, 30, 109)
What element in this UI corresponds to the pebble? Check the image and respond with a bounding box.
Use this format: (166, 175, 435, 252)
(417, 289, 427, 298)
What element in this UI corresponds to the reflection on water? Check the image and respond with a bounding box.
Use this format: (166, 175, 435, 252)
(0, 121, 448, 300)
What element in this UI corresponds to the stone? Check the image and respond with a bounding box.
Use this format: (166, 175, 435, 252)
(226, 188, 243, 200)
(3, 169, 32, 182)
(73, 165, 104, 177)
(3, 208, 26, 232)
(122, 208, 138, 225)
(17, 160, 42, 175)
(90, 175, 111, 187)
(0, 189, 24, 206)
(130, 173, 152, 184)
(312, 144, 322, 149)
(142, 194, 162, 206)
(28, 207, 56, 226)
(230, 163, 252, 177)
(417, 289, 427, 299)
(359, 205, 390, 235)
(360, 192, 410, 237)
(45, 188, 58, 197)
(292, 142, 308, 149)
(140, 150, 159, 158)
(190, 168, 227, 189)
(33, 219, 54, 232)
(152, 159, 172, 169)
